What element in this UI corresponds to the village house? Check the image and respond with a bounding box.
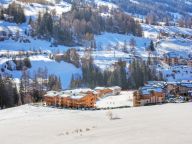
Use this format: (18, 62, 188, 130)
(95, 86, 121, 97)
(179, 83, 192, 96)
(133, 81, 166, 106)
(44, 89, 97, 108)
(163, 52, 190, 66)
(166, 81, 192, 98)
(166, 82, 179, 95)
(163, 52, 179, 65)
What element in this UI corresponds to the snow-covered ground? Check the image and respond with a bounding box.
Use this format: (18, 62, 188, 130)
(0, 55, 82, 89)
(157, 65, 192, 82)
(0, 36, 70, 53)
(22, 1, 72, 17)
(0, 103, 192, 144)
(157, 38, 192, 55)
(142, 24, 192, 38)
(92, 0, 118, 10)
(0, 0, 72, 17)
(28, 56, 82, 89)
(96, 91, 134, 108)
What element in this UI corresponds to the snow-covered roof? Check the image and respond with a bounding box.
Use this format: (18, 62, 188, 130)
(45, 91, 59, 97)
(139, 81, 166, 95)
(164, 52, 189, 59)
(108, 86, 121, 91)
(140, 86, 164, 95)
(180, 83, 192, 88)
(45, 88, 96, 99)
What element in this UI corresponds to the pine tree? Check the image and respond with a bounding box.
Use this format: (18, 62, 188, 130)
(23, 57, 32, 68)
(148, 40, 155, 51)
(28, 16, 32, 25)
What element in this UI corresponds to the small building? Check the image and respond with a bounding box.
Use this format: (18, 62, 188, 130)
(95, 86, 121, 98)
(166, 81, 192, 97)
(163, 52, 179, 65)
(166, 82, 179, 95)
(179, 82, 192, 96)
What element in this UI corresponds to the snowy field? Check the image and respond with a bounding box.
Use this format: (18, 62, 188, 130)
(96, 91, 134, 108)
(0, 103, 192, 144)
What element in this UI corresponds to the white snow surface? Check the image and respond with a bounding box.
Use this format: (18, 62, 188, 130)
(0, 103, 192, 144)
(93, 0, 118, 9)
(1, 55, 82, 89)
(96, 91, 134, 108)
(0, 0, 72, 17)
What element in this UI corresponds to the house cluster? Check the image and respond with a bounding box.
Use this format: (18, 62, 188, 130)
(44, 80, 192, 109)
(163, 52, 192, 66)
(133, 81, 192, 106)
(44, 86, 121, 109)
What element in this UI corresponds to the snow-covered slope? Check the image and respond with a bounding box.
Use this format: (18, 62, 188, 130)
(0, 0, 72, 17)
(0, 103, 192, 144)
(0, 55, 82, 89)
(142, 24, 192, 39)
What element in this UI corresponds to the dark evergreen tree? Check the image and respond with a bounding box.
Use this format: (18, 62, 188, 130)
(148, 40, 155, 51)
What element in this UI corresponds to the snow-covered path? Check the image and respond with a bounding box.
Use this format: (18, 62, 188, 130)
(0, 103, 192, 144)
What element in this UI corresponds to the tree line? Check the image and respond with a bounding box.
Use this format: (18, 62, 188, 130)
(0, 66, 61, 109)
(0, 2, 26, 24)
(70, 53, 162, 90)
(30, 4, 143, 46)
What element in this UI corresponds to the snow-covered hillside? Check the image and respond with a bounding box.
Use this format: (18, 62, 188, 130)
(0, 103, 192, 144)
(0, 0, 72, 17)
(142, 24, 192, 39)
(0, 55, 82, 89)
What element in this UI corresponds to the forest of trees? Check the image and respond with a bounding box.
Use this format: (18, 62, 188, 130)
(108, 0, 192, 28)
(70, 53, 161, 90)
(0, 66, 61, 109)
(0, 77, 19, 109)
(55, 48, 80, 68)
(0, 2, 26, 24)
(30, 4, 142, 45)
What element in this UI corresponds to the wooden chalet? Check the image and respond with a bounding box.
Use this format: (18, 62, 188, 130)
(44, 89, 97, 108)
(133, 81, 166, 106)
(166, 81, 192, 97)
(44, 86, 122, 109)
(163, 52, 179, 65)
